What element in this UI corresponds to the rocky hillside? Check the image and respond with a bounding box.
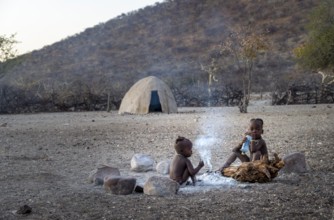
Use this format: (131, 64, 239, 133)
(0, 0, 320, 113)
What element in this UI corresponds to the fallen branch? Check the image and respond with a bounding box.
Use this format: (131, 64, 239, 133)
(222, 153, 284, 183)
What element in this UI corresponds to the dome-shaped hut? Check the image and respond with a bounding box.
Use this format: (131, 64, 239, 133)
(118, 76, 177, 114)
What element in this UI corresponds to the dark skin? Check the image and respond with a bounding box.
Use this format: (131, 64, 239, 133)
(169, 143, 204, 185)
(249, 120, 268, 162)
(218, 119, 268, 172)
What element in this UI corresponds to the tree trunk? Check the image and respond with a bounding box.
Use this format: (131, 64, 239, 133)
(208, 73, 212, 107)
(318, 69, 334, 103)
(0, 88, 3, 112)
(239, 77, 248, 113)
(238, 96, 248, 113)
(106, 92, 111, 112)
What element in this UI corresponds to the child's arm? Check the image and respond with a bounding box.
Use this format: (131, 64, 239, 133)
(185, 159, 204, 176)
(239, 130, 251, 145)
(236, 135, 249, 150)
(260, 140, 269, 160)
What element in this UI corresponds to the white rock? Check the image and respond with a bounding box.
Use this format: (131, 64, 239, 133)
(156, 160, 170, 175)
(144, 176, 179, 196)
(280, 152, 309, 173)
(130, 154, 154, 172)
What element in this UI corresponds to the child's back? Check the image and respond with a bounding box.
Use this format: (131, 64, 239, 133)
(169, 137, 204, 185)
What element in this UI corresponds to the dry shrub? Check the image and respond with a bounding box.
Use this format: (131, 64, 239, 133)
(223, 153, 284, 183)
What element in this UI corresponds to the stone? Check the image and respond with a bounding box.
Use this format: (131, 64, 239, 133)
(104, 176, 136, 195)
(156, 160, 170, 175)
(88, 165, 120, 185)
(275, 173, 301, 185)
(144, 176, 179, 196)
(130, 154, 154, 172)
(280, 152, 308, 173)
(16, 205, 32, 214)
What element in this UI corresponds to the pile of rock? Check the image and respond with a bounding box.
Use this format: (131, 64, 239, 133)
(88, 153, 178, 196)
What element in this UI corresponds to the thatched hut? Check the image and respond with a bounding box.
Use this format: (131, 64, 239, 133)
(118, 76, 177, 114)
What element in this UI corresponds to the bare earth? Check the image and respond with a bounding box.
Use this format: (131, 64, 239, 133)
(0, 104, 333, 220)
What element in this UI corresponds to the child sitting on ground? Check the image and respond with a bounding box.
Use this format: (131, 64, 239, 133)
(219, 118, 268, 173)
(169, 136, 204, 186)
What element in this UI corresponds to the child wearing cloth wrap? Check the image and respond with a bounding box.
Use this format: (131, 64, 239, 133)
(169, 136, 204, 186)
(219, 118, 268, 173)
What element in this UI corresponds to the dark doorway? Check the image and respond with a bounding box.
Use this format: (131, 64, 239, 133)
(149, 90, 162, 112)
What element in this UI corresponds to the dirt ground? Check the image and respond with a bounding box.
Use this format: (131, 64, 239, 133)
(0, 104, 333, 220)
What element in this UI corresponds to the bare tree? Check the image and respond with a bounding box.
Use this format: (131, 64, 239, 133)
(201, 58, 219, 106)
(219, 29, 269, 113)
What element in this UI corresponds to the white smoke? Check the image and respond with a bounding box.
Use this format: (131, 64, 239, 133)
(194, 108, 220, 172)
(194, 135, 216, 172)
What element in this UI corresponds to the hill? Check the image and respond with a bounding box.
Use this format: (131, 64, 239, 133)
(0, 0, 320, 113)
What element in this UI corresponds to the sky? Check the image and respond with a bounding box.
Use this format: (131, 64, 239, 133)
(0, 0, 164, 55)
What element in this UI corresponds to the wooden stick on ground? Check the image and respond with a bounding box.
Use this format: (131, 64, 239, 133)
(222, 153, 284, 183)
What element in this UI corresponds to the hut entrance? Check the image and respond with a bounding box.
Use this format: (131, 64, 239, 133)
(149, 91, 162, 112)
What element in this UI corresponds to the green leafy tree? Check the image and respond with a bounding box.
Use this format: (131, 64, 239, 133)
(293, 0, 334, 85)
(0, 34, 18, 62)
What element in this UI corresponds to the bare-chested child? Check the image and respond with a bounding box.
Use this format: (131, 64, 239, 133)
(219, 118, 268, 173)
(169, 136, 204, 186)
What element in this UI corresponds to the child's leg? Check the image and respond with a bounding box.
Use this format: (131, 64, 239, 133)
(233, 146, 250, 162)
(181, 169, 190, 184)
(235, 151, 250, 162)
(251, 151, 261, 161)
(221, 153, 237, 169)
(221, 148, 250, 169)
(182, 169, 197, 186)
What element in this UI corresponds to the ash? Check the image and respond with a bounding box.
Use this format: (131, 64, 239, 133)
(196, 171, 237, 186)
(179, 171, 238, 194)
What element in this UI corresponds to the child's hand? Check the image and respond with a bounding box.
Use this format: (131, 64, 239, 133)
(198, 160, 204, 167)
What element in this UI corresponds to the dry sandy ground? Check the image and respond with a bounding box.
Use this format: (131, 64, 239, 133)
(0, 104, 333, 220)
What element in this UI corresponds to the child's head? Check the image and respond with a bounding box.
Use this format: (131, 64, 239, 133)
(174, 136, 193, 157)
(249, 118, 264, 138)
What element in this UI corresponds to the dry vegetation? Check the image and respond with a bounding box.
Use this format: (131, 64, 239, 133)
(0, 0, 321, 113)
(0, 104, 333, 219)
